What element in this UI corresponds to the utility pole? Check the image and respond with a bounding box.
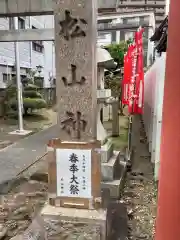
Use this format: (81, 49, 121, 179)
(14, 17, 24, 133)
(9, 17, 31, 135)
(155, 0, 180, 239)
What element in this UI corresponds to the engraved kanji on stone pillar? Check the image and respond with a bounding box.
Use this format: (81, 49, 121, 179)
(61, 111, 87, 139)
(59, 10, 87, 41)
(61, 64, 86, 86)
(54, 0, 97, 141)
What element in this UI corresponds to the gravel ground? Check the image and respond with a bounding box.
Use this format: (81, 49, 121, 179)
(0, 156, 48, 239)
(0, 114, 157, 239)
(122, 116, 157, 240)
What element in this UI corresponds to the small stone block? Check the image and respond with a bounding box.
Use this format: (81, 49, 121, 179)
(101, 163, 126, 198)
(101, 188, 110, 209)
(101, 151, 120, 181)
(41, 204, 107, 240)
(107, 202, 128, 240)
(101, 140, 114, 163)
(49, 198, 55, 206)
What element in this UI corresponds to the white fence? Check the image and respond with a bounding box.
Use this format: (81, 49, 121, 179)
(143, 53, 166, 180)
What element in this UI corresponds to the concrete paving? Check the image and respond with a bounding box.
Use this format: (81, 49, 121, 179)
(0, 125, 59, 183)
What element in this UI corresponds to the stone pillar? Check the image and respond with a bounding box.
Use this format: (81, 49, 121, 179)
(54, 0, 97, 141)
(97, 66, 108, 144)
(97, 102, 108, 143)
(155, 1, 180, 240)
(112, 100, 119, 137)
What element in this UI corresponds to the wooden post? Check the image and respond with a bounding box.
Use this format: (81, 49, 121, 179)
(155, 1, 180, 239)
(112, 100, 119, 137)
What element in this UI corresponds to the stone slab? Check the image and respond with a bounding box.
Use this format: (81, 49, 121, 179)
(101, 139, 114, 163)
(41, 204, 107, 240)
(101, 151, 120, 181)
(101, 179, 122, 199)
(101, 163, 127, 199)
(9, 130, 32, 136)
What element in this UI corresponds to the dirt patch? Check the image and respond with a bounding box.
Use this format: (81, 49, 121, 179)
(0, 176, 48, 239)
(122, 116, 157, 240)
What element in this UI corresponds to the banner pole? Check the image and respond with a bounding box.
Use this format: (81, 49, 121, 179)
(127, 28, 140, 160)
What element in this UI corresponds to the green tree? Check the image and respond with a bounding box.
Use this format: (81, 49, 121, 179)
(104, 40, 132, 115)
(104, 74, 121, 98)
(105, 41, 128, 67)
(105, 38, 133, 67)
(4, 70, 47, 117)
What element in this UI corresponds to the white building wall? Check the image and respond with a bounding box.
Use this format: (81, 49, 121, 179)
(97, 33, 112, 47)
(29, 15, 55, 88)
(0, 17, 31, 88)
(30, 16, 45, 86)
(0, 15, 55, 88)
(0, 17, 31, 68)
(143, 53, 166, 180)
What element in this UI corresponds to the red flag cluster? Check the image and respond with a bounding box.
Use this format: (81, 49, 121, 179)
(122, 27, 144, 114)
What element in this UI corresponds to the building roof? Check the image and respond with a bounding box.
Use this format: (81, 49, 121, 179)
(150, 16, 168, 53)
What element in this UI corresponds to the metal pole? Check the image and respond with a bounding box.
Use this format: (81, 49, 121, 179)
(6, 61, 9, 83)
(126, 28, 139, 160)
(14, 17, 24, 132)
(127, 116, 132, 159)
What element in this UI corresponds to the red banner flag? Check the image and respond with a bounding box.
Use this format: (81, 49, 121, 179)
(122, 53, 130, 105)
(122, 27, 145, 115)
(134, 27, 144, 114)
(128, 43, 137, 114)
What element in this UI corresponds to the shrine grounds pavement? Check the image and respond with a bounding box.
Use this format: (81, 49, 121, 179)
(0, 125, 59, 184)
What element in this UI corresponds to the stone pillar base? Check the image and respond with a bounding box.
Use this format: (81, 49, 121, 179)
(41, 204, 108, 240)
(101, 139, 114, 163)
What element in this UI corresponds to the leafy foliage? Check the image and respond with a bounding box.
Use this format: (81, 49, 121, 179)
(4, 69, 47, 117)
(105, 41, 128, 67)
(105, 72, 125, 115)
(104, 40, 133, 115)
(10, 98, 46, 111)
(104, 74, 121, 98)
(23, 90, 42, 98)
(105, 38, 133, 68)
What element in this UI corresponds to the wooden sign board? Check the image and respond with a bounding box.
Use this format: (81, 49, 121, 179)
(47, 139, 101, 210)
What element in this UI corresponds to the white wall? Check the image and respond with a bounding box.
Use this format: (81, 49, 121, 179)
(0, 16, 55, 88)
(0, 17, 31, 88)
(0, 17, 31, 68)
(143, 53, 166, 180)
(97, 33, 112, 47)
(30, 15, 55, 88)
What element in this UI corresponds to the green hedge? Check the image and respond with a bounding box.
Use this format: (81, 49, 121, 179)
(23, 90, 42, 99)
(10, 98, 47, 110)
